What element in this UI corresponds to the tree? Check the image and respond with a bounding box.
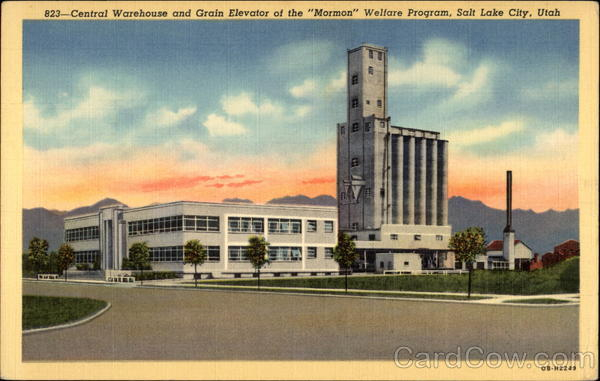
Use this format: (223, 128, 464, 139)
(246, 235, 270, 290)
(57, 243, 75, 282)
(449, 227, 487, 298)
(28, 237, 49, 277)
(129, 242, 151, 285)
(333, 233, 358, 293)
(184, 240, 207, 287)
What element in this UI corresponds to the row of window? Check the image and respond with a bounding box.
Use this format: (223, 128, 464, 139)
(227, 246, 334, 261)
(75, 250, 99, 264)
(229, 217, 334, 234)
(148, 245, 220, 262)
(350, 98, 382, 109)
(128, 215, 220, 236)
(368, 49, 383, 60)
(341, 120, 387, 135)
(65, 226, 99, 242)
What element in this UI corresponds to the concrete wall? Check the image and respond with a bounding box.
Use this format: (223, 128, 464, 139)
(375, 252, 422, 273)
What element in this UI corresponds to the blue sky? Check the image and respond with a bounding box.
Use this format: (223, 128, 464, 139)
(23, 20, 579, 211)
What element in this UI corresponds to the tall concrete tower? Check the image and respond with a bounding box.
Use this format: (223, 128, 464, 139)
(337, 43, 449, 233)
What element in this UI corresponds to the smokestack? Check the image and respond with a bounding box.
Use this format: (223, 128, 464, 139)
(503, 170, 514, 233)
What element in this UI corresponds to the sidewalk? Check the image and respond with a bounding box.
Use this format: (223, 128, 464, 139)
(24, 277, 580, 306)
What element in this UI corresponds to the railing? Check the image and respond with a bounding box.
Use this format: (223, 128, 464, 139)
(37, 274, 59, 280)
(106, 275, 135, 283)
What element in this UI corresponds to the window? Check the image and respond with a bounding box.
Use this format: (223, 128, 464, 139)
(183, 215, 219, 232)
(369, 234, 376, 241)
(365, 100, 370, 105)
(324, 220, 334, 233)
(268, 218, 302, 234)
(365, 122, 371, 131)
(390, 234, 398, 240)
(351, 98, 359, 108)
(228, 217, 264, 233)
(414, 234, 422, 241)
(351, 74, 358, 84)
(149, 246, 184, 262)
(340, 126, 345, 135)
(307, 220, 317, 232)
(454, 261, 463, 270)
(228, 246, 248, 261)
(377, 99, 382, 107)
(379, 261, 384, 269)
(378, 51, 383, 60)
(436, 235, 444, 241)
(324, 248, 334, 259)
(380, 121, 385, 128)
(368, 66, 374, 75)
(352, 122, 359, 132)
(206, 246, 220, 261)
(340, 192, 346, 200)
(269, 246, 302, 261)
(365, 187, 371, 198)
(351, 235, 358, 240)
(75, 250, 99, 264)
(128, 216, 189, 236)
(351, 157, 359, 167)
(307, 247, 317, 259)
(404, 261, 409, 266)
(351, 222, 359, 230)
(368, 49, 373, 59)
(65, 226, 99, 242)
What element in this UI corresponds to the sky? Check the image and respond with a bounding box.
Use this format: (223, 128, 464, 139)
(23, 20, 579, 212)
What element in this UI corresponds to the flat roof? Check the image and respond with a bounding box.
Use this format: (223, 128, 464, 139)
(348, 43, 387, 53)
(65, 200, 337, 220)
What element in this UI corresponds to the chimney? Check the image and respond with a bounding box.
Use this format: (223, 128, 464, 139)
(503, 170, 514, 233)
(503, 170, 515, 269)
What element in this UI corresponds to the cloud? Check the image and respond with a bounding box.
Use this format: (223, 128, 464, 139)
(450, 64, 492, 100)
(202, 113, 247, 136)
(290, 79, 317, 98)
(221, 92, 282, 116)
(226, 179, 263, 188)
(448, 128, 578, 211)
(24, 86, 139, 133)
(149, 106, 196, 127)
(388, 39, 464, 88)
(447, 119, 525, 147)
(520, 78, 578, 101)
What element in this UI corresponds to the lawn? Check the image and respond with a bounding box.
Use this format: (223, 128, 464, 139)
(23, 295, 107, 330)
(504, 298, 571, 304)
(201, 257, 579, 295)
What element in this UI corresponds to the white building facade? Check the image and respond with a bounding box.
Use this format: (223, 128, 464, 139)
(337, 43, 453, 271)
(64, 201, 339, 278)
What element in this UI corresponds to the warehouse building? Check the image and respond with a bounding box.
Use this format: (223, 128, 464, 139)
(64, 201, 339, 278)
(337, 43, 453, 272)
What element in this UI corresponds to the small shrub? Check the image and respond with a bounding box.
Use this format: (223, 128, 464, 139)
(75, 263, 90, 271)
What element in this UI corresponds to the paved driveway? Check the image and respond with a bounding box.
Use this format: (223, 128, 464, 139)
(22, 281, 579, 361)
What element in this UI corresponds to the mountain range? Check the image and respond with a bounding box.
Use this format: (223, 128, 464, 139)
(22, 195, 578, 254)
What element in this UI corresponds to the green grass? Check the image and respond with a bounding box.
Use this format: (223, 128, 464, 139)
(504, 298, 571, 304)
(201, 257, 579, 295)
(198, 286, 489, 300)
(23, 295, 107, 330)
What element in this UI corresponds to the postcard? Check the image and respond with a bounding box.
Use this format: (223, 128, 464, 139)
(1, 1, 598, 380)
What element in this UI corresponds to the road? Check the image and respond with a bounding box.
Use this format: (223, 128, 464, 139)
(22, 281, 579, 361)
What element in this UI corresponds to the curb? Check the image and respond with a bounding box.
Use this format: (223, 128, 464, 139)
(23, 302, 112, 335)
